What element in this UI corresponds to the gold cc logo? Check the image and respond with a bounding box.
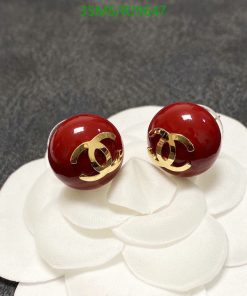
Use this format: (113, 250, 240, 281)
(147, 128, 195, 172)
(70, 132, 123, 182)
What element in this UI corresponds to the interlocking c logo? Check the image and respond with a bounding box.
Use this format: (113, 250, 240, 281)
(70, 132, 123, 182)
(148, 128, 195, 172)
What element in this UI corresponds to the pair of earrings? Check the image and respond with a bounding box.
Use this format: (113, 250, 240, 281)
(48, 102, 222, 190)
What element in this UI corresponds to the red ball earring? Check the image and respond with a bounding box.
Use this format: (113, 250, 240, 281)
(147, 102, 222, 177)
(48, 114, 124, 190)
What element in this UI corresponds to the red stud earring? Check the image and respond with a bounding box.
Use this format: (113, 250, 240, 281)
(147, 102, 222, 177)
(48, 114, 124, 190)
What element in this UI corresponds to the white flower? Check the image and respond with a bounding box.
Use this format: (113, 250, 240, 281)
(1, 106, 247, 296)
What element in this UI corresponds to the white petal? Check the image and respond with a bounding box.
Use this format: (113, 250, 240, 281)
(0, 159, 61, 282)
(123, 134, 144, 145)
(217, 189, 247, 266)
(34, 201, 123, 270)
(193, 155, 247, 215)
(123, 141, 150, 165)
(113, 181, 206, 246)
(24, 169, 65, 233)
(14, 278, 67, 296)
(59, 184, 133, 230)
(65, 259, 185, 296)
(108, 158, 177, 214)
(206, 265, 247, 296)
(123, 216, 228, 292)
(122, 121, 149, 142)
(220, 114, 247, 169)
(193, 289, 207, 296)
(44, 150, 50, 169)
(108, 106, 161, 133)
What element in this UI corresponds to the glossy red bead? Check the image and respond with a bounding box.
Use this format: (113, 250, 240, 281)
(48, 114, 123, 189)
(148, 102, 222, 177)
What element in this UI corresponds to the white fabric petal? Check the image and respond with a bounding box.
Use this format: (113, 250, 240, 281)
(123, 216, 228, 292)
(123, 141, 150, 165)
(65, 259, 185, 296)
(193, 289, 206, 296)
(34, 201, 123, 270)
(0, 159, 61, 282)
(122, 121, 149, 142)
(59, 184, 133, 230)
(123, 134, 144, 145)
(14, 278, 67, 296)
(217, 189, 247, 266)
(113, 181, 207, 246)
(108, 106, 161, 133)
(206, 265, 247, 296)
(220, 114, 247, 169)
(193, 155, 247, 215)
(44, 150, 50, 169)
(24, 169, 65, 233)
(108, 158, 177, 214)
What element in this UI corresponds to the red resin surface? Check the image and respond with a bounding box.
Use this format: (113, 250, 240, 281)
(48, 114, 123, 189)
(148, 102, 221, 177)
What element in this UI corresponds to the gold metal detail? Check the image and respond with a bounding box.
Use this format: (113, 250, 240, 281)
(70, 132, 123, 182)
(148, 128, 195, 172)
